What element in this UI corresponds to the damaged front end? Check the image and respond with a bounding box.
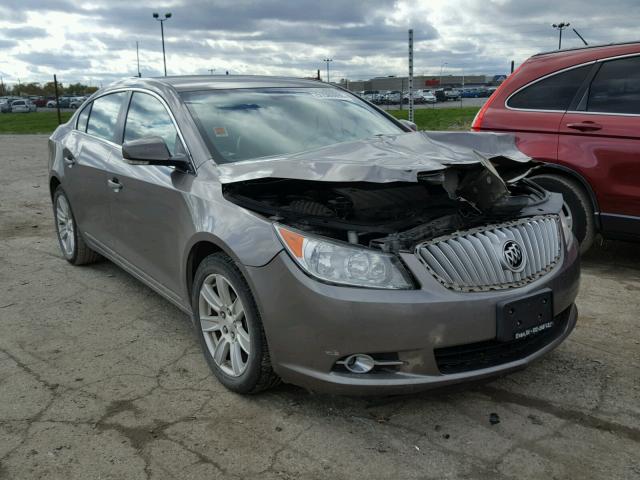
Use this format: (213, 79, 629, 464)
(220, 131, 557, 250)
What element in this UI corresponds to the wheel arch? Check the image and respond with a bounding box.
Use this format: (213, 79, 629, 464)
(184, 234, 250, 300)
(49, 175, 61, 200)
(531, 163, 601, 230)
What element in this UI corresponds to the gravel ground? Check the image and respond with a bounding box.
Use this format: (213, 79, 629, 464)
(0, 135, 639, 480)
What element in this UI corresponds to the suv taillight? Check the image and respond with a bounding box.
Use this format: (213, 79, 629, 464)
(471, 64, 525, 131)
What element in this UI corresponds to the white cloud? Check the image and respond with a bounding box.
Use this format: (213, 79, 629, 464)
(0, 0, 636, 85)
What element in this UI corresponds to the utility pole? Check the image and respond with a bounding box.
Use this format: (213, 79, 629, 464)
(439, 62, 448, 87)
(323, 58, 333, 83)
(136, 41, 141, 77)
(552, 22, 570, 50)
(153, 12, 172, 76)
(408, 29, 414, 123)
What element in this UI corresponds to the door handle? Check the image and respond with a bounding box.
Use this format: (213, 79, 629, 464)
(63, 150, 76, 167)
(566, 121, 602, 132)
(107, 178, 123, 192)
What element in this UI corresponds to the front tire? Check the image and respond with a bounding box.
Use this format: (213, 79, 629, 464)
(192, 253, 280, 394)
(531, 173, 595, 254)
(53, 187, 101, 265)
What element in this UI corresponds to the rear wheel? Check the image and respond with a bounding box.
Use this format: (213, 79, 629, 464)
(192, 253, 280, 394)
(53, 187, 101, 265)
(531, 173, 595, 254)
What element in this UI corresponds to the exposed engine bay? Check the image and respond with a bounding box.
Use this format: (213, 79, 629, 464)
(218, 131, 562, 253)
(223, 165, 553, 253)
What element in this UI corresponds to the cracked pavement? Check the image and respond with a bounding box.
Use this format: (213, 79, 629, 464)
(1, 135, 639, 479)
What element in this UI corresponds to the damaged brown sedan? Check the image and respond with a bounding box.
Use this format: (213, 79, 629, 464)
(49, 76, 579, 394)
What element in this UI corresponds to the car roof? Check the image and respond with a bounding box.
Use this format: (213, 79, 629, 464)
(533, 40, 640, 58)
(108, 75, 330, 93)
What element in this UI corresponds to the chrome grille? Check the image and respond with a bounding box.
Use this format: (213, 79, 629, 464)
(417, 215, 561, 292)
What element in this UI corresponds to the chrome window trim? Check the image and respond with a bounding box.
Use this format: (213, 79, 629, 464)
(79, 87, 196, 173)
(505, 51, 640, 115)
(563, 110, 640, 118)
(75, 102, 92, 131)
(73, 129, 121, 150)
(504, 61, 596, 113)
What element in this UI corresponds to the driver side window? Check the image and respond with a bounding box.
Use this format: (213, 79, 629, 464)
(124, 92, 184, 156)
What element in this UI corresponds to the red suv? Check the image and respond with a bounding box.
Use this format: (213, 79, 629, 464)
(472, 41, 640, 253)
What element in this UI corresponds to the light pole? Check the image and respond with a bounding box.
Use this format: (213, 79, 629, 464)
(552, 22, 570, 50)
(136, 41, 141, 77)
(153, 12, 172, 76)
(439, 62, 448, 87)
(323, 58, 333, 83)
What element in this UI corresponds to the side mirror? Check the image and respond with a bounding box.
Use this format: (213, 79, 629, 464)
(122, 136, 191, 170)
(399, 119, 418, 131)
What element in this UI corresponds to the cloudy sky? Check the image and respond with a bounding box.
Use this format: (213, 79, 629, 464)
(0, 0, 636, 86)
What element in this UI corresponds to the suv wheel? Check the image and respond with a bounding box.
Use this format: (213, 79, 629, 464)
(531, 174, 595, 254)
(53, 187, 101, 265)
(192, 253, 280, 394)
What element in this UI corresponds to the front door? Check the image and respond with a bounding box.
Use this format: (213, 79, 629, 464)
(105, 91, 194, 297)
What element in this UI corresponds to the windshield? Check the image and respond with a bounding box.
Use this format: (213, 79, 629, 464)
(181, 87, 403, 163)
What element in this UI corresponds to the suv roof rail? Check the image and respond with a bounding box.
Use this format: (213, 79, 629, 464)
(534, 40, 640, 57)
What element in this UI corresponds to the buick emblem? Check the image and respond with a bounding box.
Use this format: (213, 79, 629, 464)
(502, 240, 526, 272)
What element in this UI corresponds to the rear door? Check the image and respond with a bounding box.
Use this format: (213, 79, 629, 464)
(105, 91, 194, 297)
(559, 55, 640, 238)
(499, 64, 593, 163)
(63, 92, 128, 251)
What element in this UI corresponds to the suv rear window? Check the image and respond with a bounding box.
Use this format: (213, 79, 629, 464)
(587, 56, 640, 114)
(507, 65, 591, 111)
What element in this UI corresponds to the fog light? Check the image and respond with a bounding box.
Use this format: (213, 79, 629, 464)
(344, 354, 375, 374)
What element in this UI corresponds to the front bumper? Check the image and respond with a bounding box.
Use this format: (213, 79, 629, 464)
(245, 240, 580, 395)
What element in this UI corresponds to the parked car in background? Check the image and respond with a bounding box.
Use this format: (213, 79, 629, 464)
(433, 89, 447, 102)
(420, 90, 437, 103)
(47, 96, 72, 108)
(462, 87, 489, 98)
(10, 99, 37, 113)
(69, 96, 87, 109)
(383, 90, 402, 104)
(0, 98, 12, 113)
(362, 90, 381, 103)
(472, 41, 640, 252)
(29, 96, 47, 107)
(444, 88, 462, 101)
(48, 75, 579, 394)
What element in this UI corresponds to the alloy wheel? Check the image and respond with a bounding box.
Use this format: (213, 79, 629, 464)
(56, 194, 75, 257)
(199, 274, 250, 377)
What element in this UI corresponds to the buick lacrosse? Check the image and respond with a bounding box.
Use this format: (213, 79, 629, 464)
(49, 76, 579, 394)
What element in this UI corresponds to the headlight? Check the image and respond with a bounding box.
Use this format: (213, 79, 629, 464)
(274, 224, 414, 289)
(559, 210, 574, 248)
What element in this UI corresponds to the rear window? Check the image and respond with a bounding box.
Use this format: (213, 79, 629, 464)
(587, 56, 640, 114)
(86, 92, 127, 143)
(507, 65, 591, 111)
(76, 104, 91, 132)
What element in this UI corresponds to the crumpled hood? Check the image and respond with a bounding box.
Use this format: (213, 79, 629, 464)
(215, 131, 532, 184)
